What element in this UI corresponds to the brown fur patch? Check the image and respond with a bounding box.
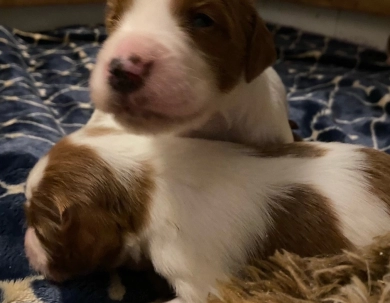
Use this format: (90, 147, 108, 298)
(105, 0, 134, 33)
(171, 0, 276, 91)
(25, 137, 154, 281)
(257, 184, 352, 260)
(252, 142, 327, 158)
(359, 148, 390, 214)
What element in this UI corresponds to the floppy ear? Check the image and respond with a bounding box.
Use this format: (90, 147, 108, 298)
(245, 14, 277, 83)
(60, 205, 124, 270)
(61, 205, 122, 253)
(105, 0, 133, 34)
(105, 0, 119, 34)
(60, 205, 96, 256)
(61, 205, 81, 231)
(105, 0, 126, 34)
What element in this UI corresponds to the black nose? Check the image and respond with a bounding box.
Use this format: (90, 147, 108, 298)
(108, 58, 146, 94)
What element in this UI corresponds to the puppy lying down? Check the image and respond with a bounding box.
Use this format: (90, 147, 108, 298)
(24, 112, 390, 303)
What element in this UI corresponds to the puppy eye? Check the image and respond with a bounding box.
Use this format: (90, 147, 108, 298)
(192, 13, 214, 28)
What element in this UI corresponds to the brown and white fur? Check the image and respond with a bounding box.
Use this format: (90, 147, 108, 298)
(24, 112, 390, 303)
(90, 0, 295, 145)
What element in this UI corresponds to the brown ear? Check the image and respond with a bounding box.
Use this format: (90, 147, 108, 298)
(105, 0, 133, 34)
(105, 0, 119, 34)
(245, 14, 277, 83)
(62, 205, 123, 257)
(61, 205, 82, 234)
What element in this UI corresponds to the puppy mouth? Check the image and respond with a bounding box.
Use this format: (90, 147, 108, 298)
(97, 67, 210, 131)
(109, 95, 167, 121)
(108, 73, 145, 94)
(108, 92, 205, 124)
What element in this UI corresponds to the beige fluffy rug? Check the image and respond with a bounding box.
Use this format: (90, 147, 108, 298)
(210, 233, 390, 303)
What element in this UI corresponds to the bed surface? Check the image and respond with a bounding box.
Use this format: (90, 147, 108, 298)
(0, 24, 389, 303)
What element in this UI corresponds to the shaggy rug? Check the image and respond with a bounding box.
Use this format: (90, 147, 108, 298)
(0, 22, 389, 303)
(211, 233, 390, 303)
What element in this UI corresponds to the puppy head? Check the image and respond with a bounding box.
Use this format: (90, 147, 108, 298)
(24, 137, 153, 282)
(90, 0, 276, 134)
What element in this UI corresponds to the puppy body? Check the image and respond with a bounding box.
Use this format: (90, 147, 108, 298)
(90, 0, 294, 145)
(24, 113, 390, 303)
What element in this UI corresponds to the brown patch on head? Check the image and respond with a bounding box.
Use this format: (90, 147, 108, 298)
(24, 137, 154, 281)
(171, 0, 276, 91)
(105, 0, 276, 91)
(105, 0, 134, 33)
(256, 184, 352, 260)
(251, 142, 327, 158)
(359, 148, 390, 214)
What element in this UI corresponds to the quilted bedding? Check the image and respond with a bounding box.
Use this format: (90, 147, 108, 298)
(0, 24, 389, 303)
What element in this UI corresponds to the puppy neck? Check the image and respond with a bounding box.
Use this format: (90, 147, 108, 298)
(183, 69, 294, 146)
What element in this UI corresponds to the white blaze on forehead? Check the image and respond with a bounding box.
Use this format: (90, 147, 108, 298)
(25, 156, 49, 204)
(115, 0, 196, 59)
(119, 0, 176, 36)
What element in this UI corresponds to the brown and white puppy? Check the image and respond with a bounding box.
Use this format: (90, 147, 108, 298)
(90, 0, 296, 145)
(24, 113, 390, 303)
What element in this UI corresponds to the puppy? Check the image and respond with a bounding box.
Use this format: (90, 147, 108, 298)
(90, 0, 296, 145)
(24, 113, 390, 303)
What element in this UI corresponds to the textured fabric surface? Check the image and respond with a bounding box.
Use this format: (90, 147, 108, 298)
(210, 232, 390, 303)
(0, 24, 389, 303)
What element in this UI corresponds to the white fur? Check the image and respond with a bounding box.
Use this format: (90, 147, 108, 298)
(141, 140, 390, 303)
(24, 228, 49, 275)
(25, 113, 390, 303)
(90, 0, 218, 132)
(25, 155, 48, 206)
(90, 0, 293, 145)
(218, 67, 293, 145)
(24, 157, 50, 273)
(69, 117, 390, 302)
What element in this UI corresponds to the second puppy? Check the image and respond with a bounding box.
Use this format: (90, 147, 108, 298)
(24, 113, 390, 303)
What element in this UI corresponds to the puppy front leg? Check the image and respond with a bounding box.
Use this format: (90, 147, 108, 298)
(164, 281, 210, 303)
(150, 227, 226, 303)
(152, 255, 215, 303)
(154, 259, 221, 303)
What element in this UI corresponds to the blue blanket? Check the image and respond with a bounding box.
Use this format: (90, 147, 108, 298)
(0, 24, 389, 303)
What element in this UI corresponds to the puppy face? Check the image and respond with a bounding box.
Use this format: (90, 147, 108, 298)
(90, 0, 276, 134)
(24, 138, 153, 282)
